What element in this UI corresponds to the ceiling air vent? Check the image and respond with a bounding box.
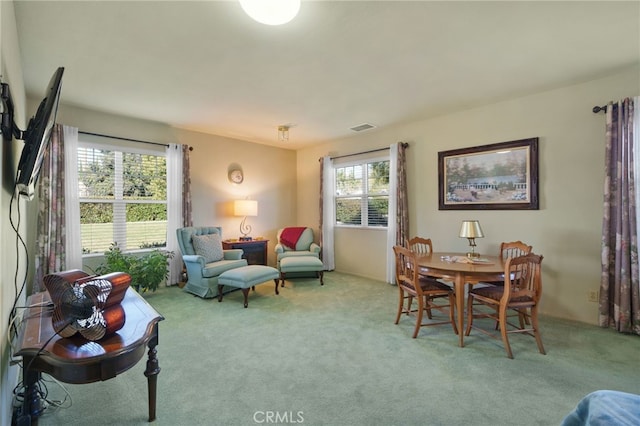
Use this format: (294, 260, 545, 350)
(350, 123, 376, 132)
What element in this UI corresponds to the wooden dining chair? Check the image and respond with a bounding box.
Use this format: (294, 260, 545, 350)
(407, 236, 433, 255)
(466, 240, 532, 327)
(477, 241, 532, 287)
(489, 241, 533, 326)
(393, 245, 458, 338)
(464, 253, 545, 359)
(406, 236, 455, 319)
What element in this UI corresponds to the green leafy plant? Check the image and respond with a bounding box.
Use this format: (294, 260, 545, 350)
(96, 243, 174, 293)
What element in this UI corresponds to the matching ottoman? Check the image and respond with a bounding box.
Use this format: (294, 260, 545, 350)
(218, 265, 280, 308)
(279, 256, 324, 287)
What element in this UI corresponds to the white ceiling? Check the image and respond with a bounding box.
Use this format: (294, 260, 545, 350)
(13, 0, 640, 149)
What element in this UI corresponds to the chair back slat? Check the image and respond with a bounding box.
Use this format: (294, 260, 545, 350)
(500, 241, 532, 260)
(407, 237, 433, 256)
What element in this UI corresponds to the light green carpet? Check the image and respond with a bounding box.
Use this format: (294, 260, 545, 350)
(33, 272, 640, 425)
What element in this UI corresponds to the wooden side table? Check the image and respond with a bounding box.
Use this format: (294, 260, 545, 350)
(14, 289, 163, 424)
(222, 239, 269, 266)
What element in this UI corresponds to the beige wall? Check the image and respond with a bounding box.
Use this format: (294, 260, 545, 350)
(52, 71, 628, 326)
(171, 128, 296, 267)
(1, 1, 638, 419)
(1, 1, 28, 424)
(297, 66, 640, 325)
(3, 91, 297, 423)
(56, 103, 176, 146)
(53, 105, 298, 270)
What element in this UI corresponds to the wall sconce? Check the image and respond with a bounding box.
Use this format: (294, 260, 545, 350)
(278, 125, 289, 142)
(239, 0, 301, 26)
(459, 220, 484, 258)
(234, 199, 258, 240)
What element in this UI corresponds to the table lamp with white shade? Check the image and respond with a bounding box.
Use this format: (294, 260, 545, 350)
(234, 199, 258, 241)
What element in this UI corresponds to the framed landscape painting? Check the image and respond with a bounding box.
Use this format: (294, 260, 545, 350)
(438, 138, 539, 210)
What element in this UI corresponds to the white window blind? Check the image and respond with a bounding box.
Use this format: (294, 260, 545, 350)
(334, 158, 390, 227)
(78, 144, 168, 254)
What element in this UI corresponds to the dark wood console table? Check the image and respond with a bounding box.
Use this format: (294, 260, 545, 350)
(223, 239, 269, 265)
(15, 288, 164, 424)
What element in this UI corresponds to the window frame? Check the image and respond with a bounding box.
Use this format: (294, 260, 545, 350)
(334, 155, 390, 229)
(78, 140, 168, 257)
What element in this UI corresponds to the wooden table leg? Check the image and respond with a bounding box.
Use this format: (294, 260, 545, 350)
(455, 273, 466, 347)
(20, 360, 44, 425)
(144, 324, 160, 422)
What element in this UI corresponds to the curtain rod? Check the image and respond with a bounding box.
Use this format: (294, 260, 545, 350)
(78, 130, 193, 151)
(592, 105, 608, 113)
(329, 142, 409, 160)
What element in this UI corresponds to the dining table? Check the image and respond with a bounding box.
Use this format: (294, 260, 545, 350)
(417, 252, 506, 347)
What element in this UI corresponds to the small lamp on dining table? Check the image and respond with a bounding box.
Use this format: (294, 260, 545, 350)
(459, 220, 484, 258)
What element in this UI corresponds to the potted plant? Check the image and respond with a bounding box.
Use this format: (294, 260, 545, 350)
(96, 243, 174, 293)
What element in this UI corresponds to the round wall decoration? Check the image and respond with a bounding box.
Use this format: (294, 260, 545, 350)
(228, 168, 244, 184)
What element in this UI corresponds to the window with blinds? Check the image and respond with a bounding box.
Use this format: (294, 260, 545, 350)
(78, 145, 167, 255)
(335, 160, 389, 227)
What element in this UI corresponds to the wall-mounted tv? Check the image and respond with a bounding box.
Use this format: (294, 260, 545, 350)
(1, 67, 64, 200)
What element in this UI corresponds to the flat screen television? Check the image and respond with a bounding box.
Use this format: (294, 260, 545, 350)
(15, 67, 65, 200)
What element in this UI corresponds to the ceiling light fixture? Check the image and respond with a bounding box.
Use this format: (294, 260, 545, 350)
(239, 0, 301, 26)
(278, 125, 290, 142)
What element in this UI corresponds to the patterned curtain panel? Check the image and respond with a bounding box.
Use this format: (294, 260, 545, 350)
(386, 142, 409, 283)
(396, 142, 409, 247)
(34, 124, 66, 293)
(600, 97, 640, 335)
(182, 144, 193, 227)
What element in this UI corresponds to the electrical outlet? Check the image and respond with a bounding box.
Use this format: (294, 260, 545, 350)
(588, 290, 599, 303)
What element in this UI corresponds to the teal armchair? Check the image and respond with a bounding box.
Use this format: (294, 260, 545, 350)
(176, 226, 247, 298)
(274, 227, 321, 277)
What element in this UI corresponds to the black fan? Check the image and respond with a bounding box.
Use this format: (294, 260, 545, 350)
(59, 284, 98, 322)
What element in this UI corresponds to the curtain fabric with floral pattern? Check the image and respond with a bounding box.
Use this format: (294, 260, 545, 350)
(396, 142, 409, 248)
(182, 144, 193, 227)
(600, 97, 640, 335)
(386, 142, 409, 283)
(34, 124, 66, 292)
